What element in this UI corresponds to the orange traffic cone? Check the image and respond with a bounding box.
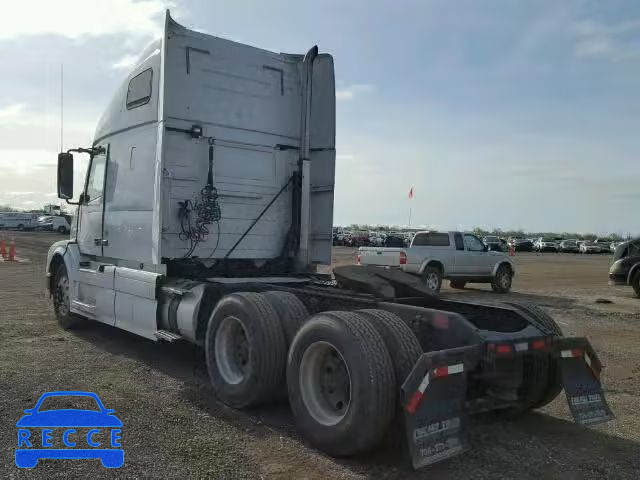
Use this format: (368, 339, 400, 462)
(0, 238, 5, 259)
(8, 238, 15, 262)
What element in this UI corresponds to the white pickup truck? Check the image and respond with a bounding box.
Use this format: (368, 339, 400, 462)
(357, 230, 515, 294)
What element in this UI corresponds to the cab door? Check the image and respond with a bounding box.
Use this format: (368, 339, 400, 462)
(462, 234, 487, 275)
(77, 146, 108, 257)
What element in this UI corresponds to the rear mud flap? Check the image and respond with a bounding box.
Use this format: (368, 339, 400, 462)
(555, 337, 614, 426)
(400, 345, 481, 469)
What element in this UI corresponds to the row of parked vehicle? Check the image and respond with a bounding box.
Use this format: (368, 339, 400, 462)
(483, 236, 622, 254)
(333, 229, 413, 248)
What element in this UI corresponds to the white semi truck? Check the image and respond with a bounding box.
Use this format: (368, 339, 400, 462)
(46, 11, 613, 469)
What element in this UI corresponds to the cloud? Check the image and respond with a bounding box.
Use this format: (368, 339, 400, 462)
(0, 0, 173, 41)
(573, 18, 640, 61)
(336, 84, 375, 101)
(111, 54, 139, 70)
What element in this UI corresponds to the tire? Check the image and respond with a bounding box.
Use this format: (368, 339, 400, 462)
(449, 280, 467, 289)
(356, 309, 423, 391)
(421, 265, 442, 294)
(205, 292, 287, 408)
(506, 302, 563, 336)
(52, 263, 81, 330)
(57, 226, 67, 234)
(17, 224, 24, 231)
(632, 272, 640, 298)
(505, 302, 563, 410)
(262, 291, 309, 346)
(491, 264, 512, 293)
(287, 311, 396, 457)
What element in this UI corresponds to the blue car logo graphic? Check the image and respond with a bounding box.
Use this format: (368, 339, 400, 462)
(15, 391, 123, 468)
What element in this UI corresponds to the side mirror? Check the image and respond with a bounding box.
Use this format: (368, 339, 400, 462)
(57, 152, 74, 199)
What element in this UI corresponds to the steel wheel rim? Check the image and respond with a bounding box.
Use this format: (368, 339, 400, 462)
(55, 274, 70, 316)
(299, 341, 351, 426)
(426, 272, 439, 291)
(215, 316, 250, 385)
(500, 271, 511, 288)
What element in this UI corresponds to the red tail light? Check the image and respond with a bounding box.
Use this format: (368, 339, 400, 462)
(355, 254, 361, 265)
(400, 251, 407, 265)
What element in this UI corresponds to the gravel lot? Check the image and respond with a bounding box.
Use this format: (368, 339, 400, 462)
(1, 233, 639, 479)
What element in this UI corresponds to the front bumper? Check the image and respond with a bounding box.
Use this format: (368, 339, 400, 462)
(608, 273, 626, 286)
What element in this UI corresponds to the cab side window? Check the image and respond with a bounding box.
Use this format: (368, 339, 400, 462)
(86, 152, 106, 205)
(463, 234, 485, 252)
(126, 68, 153, 109)
(454, 233, 464, 251)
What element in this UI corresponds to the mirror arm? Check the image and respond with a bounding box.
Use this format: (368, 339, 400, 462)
(67, 146, 105, 156)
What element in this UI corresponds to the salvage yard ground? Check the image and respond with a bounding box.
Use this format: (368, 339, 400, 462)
(0, 233, 638, 479)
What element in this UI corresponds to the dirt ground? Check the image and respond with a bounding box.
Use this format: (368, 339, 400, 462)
(1, 234, 639, 479)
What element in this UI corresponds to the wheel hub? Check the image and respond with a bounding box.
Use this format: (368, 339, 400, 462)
(299, 341, 351, 426)
(54, 274, 70, 316)
(215, 316, 251, 385)
(426, 273, 439, 290)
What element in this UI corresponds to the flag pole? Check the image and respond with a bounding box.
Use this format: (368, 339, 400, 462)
(408, 206, 412, 227)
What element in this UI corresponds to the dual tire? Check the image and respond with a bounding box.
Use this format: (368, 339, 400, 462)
(204, 291, 308, 408)
(205, 295, 423, 457)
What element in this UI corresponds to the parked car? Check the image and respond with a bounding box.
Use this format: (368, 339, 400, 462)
(509, 238, 534, 252)
(579, 241, 600, 254)
(357, 230, 515, 294)
(35, 215, 71, 234)
(608, 238, 640, 297)
(559, 239, 579, 253)
(595, 239, 613, 254)
(483, 236, 506, 252)
(535, 238, 558, 252)
(384, 234, 405, 247)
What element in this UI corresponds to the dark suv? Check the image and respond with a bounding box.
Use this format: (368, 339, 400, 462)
(608, 238, 640, 297)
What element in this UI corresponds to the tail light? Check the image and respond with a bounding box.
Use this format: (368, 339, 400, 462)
(400, 251, 407, 265)
(355, 254, 361, 265)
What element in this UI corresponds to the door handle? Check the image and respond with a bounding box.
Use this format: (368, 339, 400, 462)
(94, 239, 109, 246)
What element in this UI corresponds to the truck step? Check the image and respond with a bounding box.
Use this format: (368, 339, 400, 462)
(154, 330, 182, 342)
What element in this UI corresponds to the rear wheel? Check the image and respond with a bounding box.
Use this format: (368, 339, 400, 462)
(632, 272, 640, 298)
(421, 265, 442, 294)
(491, 264, 512, 293)
(356, 309, 422, 391)
(505, 302, 563, 410)
(52, 263, 81, 330)
(287, 311, 395, 457)
(262, 291, 309, 346)
(205, 292, 287, 408)
(57, 226, 68, 234)
(449, 280, 466, 289)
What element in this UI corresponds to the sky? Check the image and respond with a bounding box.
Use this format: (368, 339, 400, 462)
(0, 0, 638, 235)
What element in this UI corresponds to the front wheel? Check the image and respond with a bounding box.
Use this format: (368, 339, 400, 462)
(421, 266, 442, 294)
(52, 263, 81, 329)
(491, 264, 512, 293)
(632, 272, 640, 298)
